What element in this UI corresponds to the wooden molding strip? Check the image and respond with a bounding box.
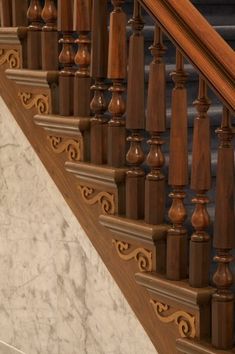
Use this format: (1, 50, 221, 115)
(6, 69, 59, 88)
(0, 27, 27, 44)
(176, 338, 235, 354)
(139, 0, 235, 113)
(34, 114, 90, 136)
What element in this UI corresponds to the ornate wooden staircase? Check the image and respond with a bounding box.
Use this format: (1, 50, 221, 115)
(0, 0, 234, 353)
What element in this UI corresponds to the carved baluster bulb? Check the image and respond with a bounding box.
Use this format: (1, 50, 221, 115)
(42, 0, 57, 29)
(27, 0, 42, 26)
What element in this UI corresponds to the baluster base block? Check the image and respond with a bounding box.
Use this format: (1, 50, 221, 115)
(74, 76, 91, 117)
(145, 178, 165, 225)
(90, 122, 108, 164)
(42, 31, 59, 71)
(27, 30, 42, 70)
(107, 125, 126, 167)
(166, 230, 188, 280)
(126, 173, 145, 220)
(59, 75, 74, 116)
(189, 239, 211, 288)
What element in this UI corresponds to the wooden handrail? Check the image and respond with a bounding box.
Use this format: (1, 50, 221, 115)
(139, 0, 235, 114)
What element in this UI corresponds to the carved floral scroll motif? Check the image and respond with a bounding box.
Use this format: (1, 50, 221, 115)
(150, 299, 196, 338)
(18, 92, 49, 114)
(47, 136, 82, 161)
(0, 48, 20, 68)
(112, 240, 153, 271)
(78, 185, 115, 215)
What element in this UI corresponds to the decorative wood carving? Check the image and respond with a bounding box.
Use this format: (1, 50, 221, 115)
(212, 107, 235, 350)
(78, 185, 115, 215)
(90, 0, 109, 164)
(107, 0, 127, 167)
(47, 136, 82, 161)
(0, 48, 20, 68)
(27, 0, 42, 69)
(150, 300, 196, 339)
(145, 25, 166, 225)
(126, 0, 145, 220)
(189, 77, 211, 288)
(18, 92, 49, 114)
(41, 0, 58, 71)
(58, 0, 75, 116)
(74, 0, 92, 117)
(167, 50, 188, 280)
(112, 240, 153, 271)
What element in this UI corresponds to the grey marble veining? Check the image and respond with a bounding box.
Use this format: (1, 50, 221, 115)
(0, 96, 157, 354)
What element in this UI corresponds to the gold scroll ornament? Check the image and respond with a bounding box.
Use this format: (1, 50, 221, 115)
(150, 299, 196, 338)
(47, 136, 82, 161)
(112, 240, 153, 271)
(0, 48, 20, 68)
(18, 92, 49, 114)
(78, 185, 115, 215)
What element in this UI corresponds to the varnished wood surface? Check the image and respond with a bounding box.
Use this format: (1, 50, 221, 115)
(139, 0, 235, 113)
(0, 62, 188, 354)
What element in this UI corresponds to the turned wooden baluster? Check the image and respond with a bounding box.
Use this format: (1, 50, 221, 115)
(27, 0, 42, 69)
(90, 0, 108, 164)
(212, 107, 235, 350)
(74, 0, 92, 116)
(189, 77, 211, 288)
(41, 0, 58, 70)
(167, 50, 188, 280)
(0, 0, 12, 26)
(107, 0, 127, 167)
(145, 26, 166, 225)
(12, 0, 28, 26)
(126, 1, 145, 219)
(58, 0, 75, 116)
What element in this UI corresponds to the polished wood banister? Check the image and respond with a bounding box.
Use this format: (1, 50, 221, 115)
(139, 0, 235, 114)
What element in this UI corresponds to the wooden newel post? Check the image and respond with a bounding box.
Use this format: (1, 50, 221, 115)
(0, 0, 12, 27)
(12, 0, 28, 26)
(145, 25, 166, 225)
(27, 0, 42, 69)
(41, 0, 58, 70)
(107, 0, 127, 167)
(125, 0, 145, 219)
(90, 0, 108, 164)
(189, 77, 211, 287)
(212, 107, 235, 350)
(167, 49, 188, 280)
(74, 0, 92, 117)
(58, 0, 75, 116)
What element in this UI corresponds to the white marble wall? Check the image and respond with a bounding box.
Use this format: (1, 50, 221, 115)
(0, 96, 157, 354)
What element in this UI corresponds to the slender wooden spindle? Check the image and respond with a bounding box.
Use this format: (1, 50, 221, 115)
(58, 0, 75, 116)
(212, 107, 235, 350)
(167, 50, 188, 280)
(107, 0, 127, 167)
(41, 0, 58, 70)
(74, 0, 92, 116)
(27, 0, 42, 69)
(125, 1, 145, 219)
(189, 77, 211, 288)
(90, 0, 108, 164)
(145, 26, 166, 225)
(12, 0, 28, 26)
(0, 0, 12, 27)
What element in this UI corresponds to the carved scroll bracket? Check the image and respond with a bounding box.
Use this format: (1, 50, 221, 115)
(0, 48, 20, 68)
(47, 136, 82, 161)
(78, 185, 115, 215)
(18, 92, 49, 114)
(150, 299, 196, 338)
(112, 240, 153, 272)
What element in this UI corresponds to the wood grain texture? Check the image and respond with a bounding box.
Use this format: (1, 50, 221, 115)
(139, 0, 235, 113)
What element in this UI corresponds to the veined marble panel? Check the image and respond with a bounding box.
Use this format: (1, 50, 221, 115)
(0, 96, 157, 354)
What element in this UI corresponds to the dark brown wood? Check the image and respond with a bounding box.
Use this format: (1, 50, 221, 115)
(74, 0, 91, 117)
(12, 0, 28, 26)
(41, 0, 58, 71)
(90, 0, 108, 165)
(189, 77, 211, 288)
(107, 0, 127, 167)
(58, 0, 75, 116)
(167, 50, 188, 280)
(0, 0, 12, 26)
(212, 107, 235, 350)
(145, 25, 166, 225)
(27, 0, 42, 69)
(126, 1, 145, 220)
